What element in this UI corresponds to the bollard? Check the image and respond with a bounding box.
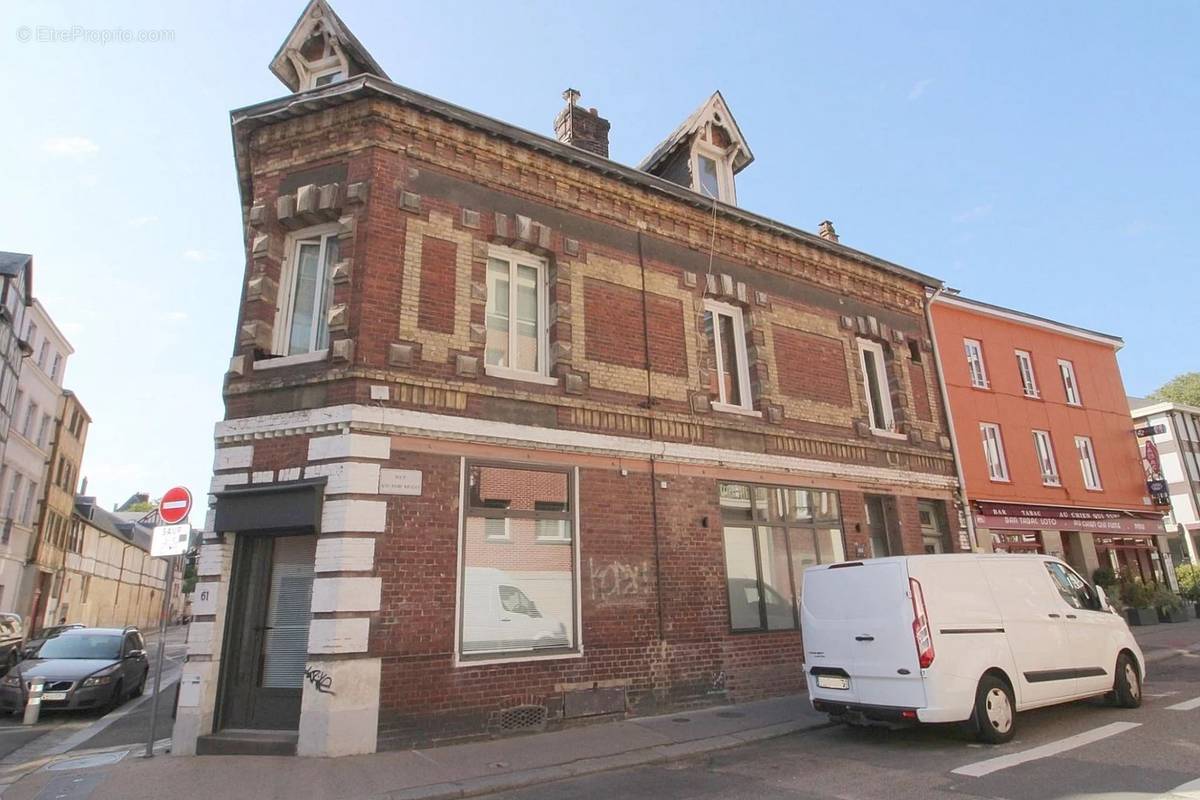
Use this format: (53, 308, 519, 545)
(22, 678, 43, 726)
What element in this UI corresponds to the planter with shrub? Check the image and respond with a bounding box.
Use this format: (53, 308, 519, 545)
(1153, 585, 1187, 623)
(1176, 563, 1200, 618)
(1120, 579, 1159, 626)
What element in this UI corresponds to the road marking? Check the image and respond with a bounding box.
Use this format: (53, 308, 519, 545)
(951, 722, 1141, 778)
(1166, 696, 1200, 711)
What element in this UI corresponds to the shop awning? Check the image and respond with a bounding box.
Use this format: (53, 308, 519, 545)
(974, 501, 1166, 536)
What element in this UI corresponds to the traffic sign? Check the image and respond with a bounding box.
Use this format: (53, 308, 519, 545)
(151, 524, 191, 558)
(158, 486, 192, 525)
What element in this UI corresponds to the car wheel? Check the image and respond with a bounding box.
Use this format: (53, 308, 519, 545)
(1113, 653, 1142, 709)
(971, 674, 1016, 744)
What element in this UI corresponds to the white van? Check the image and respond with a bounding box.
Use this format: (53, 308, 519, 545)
(801, 554, 1144, 743)
(461, 567, 570, 655)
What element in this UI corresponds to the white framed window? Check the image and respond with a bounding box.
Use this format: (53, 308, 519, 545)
(980, 422, 1009, 482)
(1032, 430, 1060, 486)
(20, 402, 36, 439)
(964, 339, 988, 388)
(36, 340, 49, 369)
(1076, 435, 1102, 490)
(310, 66, 344, 88)
(1058, 359, 1081, 405)
(1015, 350, 1039, 398)
(691, 141, 735, 203)
(704, 301, 756, 414)
(36, 412, 51, 449)
(857, 339, 895, 433)
(275, 225, 340, 357)
(484, 246, 551, 383)
(484, 518, 511, 542)
(19, 480, 36, 526)
(460, 462, 579, 662)
(50, 353, 62, 383)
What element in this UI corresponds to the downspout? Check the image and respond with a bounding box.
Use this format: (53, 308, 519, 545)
(636, 228, 666, 643)
(924, 287, 979, 551)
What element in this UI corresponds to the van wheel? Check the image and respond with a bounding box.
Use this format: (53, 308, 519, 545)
(972, 675, 1015, 744)
(1113, 653, 1141, 708)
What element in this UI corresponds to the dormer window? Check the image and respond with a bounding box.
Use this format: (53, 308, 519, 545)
(311, 67, 344, 88)
(639, 91, 753, 207)
(692, 142, 735, 203)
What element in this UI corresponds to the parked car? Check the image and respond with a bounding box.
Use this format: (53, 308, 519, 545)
(0, 627, 149, 714)
(802, 554, 1144, 744)
(21, 623, 85, 659)
(0, 614, 24, 673)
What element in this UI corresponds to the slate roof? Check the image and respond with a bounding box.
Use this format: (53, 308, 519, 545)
(0, 252, 31, 278)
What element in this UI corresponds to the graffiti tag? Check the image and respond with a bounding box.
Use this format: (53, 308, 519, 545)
(589, 559, 652, 603)
(304, 665, 335, 695)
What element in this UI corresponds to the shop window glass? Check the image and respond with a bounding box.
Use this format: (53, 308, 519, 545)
(461, 464, 575, 657)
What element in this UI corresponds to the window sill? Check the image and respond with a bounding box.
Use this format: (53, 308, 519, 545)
(483, 364, 559, 386)
(712, 402, 762, 418)
(988, 477, 1012, 483)
(535, 538, 573, 545)
(970, 383, 992, 391)
(1023, 392, 1042, 400)
(455, 647, 582, 668)
(871, 429, 909, 441)
(253, 349, 328, 371)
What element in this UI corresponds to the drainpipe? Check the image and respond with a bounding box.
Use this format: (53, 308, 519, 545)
(924, 287, 979, 551)
(636, 228, 667, 643)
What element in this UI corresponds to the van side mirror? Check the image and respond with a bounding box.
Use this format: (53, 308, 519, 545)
(1095, 585, 1110, 612)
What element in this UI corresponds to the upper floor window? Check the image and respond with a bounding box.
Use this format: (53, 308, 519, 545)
(36, 340, 49, 370)
(857, 339, 895, 433)
(310, 67, 344, 88)
(704, 300, 753, 413)
(1058, 359, 1081, 405)
(50, 353, 62, 383)
(1076, 435, 1102, 490)
(485, 247, 549, 382)
(1032, 430, 1060, 486)
(692, 142, 735, 203)
(980, 422, 1009, 482)
(1015, 350, 1039, 398)
(964, 339, 988, 388)
(276, 227, 339, 357)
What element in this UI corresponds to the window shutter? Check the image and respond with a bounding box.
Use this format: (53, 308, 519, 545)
(260, 536, 316, 689)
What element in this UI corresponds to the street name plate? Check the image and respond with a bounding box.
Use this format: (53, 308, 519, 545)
(379, 469, 422, 495)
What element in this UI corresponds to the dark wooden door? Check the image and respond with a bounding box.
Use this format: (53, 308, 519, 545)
(217, 534, 316, 731)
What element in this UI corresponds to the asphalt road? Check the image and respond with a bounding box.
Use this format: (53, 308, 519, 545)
(485, 653, 1200, 800)
(0, 627, 187, 759)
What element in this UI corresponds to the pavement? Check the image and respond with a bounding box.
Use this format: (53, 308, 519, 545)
(0, 618, 1197, 800)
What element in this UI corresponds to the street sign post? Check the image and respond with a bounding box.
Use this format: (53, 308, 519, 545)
(145, 488, 191, 759)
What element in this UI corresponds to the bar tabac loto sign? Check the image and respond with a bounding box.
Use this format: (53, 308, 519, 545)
(974, 501, 1166, 535)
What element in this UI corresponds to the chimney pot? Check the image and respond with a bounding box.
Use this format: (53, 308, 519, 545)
(554, 89, 610, 158)
(818, 220, 839, 243)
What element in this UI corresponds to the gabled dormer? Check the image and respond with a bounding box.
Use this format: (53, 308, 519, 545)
(269, 0, 389, 93)
(639, 91, 753, 205)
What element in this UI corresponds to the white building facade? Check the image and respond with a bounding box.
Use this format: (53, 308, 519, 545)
(0, 300, 72, 616)
(1129, 397, 1200, 568)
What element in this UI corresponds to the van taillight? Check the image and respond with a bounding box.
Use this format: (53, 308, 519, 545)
(909, 577, 934, 669)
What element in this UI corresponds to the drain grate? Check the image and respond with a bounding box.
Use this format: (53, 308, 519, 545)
(498, 704, 548, 733)
(672, 717, 691, 723)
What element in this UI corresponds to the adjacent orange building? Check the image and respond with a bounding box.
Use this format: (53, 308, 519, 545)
(931, 293, 1169, 583)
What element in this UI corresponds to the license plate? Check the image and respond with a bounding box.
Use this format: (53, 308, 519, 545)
(816, 675, 850, 690)
(43, 692, 67, 701)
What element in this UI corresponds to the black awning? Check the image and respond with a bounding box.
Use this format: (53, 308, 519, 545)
(212, 478, 326, 535)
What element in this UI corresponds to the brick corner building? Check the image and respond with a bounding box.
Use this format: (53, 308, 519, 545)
(930, 293, 1167, 582)
(174, 0, 964, 757)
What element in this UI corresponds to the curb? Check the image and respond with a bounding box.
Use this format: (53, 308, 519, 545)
(1144, 642, 1200, 664)
(378, 717, 829, 800)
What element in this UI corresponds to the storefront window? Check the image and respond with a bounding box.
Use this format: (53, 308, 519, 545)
(719, 482, 844, 632)
(460, 463, 576, 657)
(991, 532, 1043, 553)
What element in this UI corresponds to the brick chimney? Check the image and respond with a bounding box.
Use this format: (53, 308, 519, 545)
(818, 220, 839, 243)
(554, 88, 610, 158)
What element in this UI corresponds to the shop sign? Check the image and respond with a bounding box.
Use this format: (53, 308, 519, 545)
(974, 501, 1166, 536)
(1134, 424, 1167, 437)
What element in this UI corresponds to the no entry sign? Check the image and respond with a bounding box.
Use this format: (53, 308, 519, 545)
(159, 486, 192, 525)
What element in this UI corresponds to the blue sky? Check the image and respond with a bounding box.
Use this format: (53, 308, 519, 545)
(2, 0, 1197, 515)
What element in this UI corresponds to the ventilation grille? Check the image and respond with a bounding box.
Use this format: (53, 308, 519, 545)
(498, 704, 547, 733)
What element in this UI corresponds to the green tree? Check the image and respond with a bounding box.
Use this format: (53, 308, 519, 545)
(1149, 372, 1200, 406)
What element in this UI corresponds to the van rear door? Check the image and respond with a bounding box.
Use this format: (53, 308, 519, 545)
(802, 560, 926, 709)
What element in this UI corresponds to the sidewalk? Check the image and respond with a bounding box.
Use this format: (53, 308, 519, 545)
(1131, 616, 1200, 663)
(4, 619, 1196, 800)
(2, 693, 826, 800)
